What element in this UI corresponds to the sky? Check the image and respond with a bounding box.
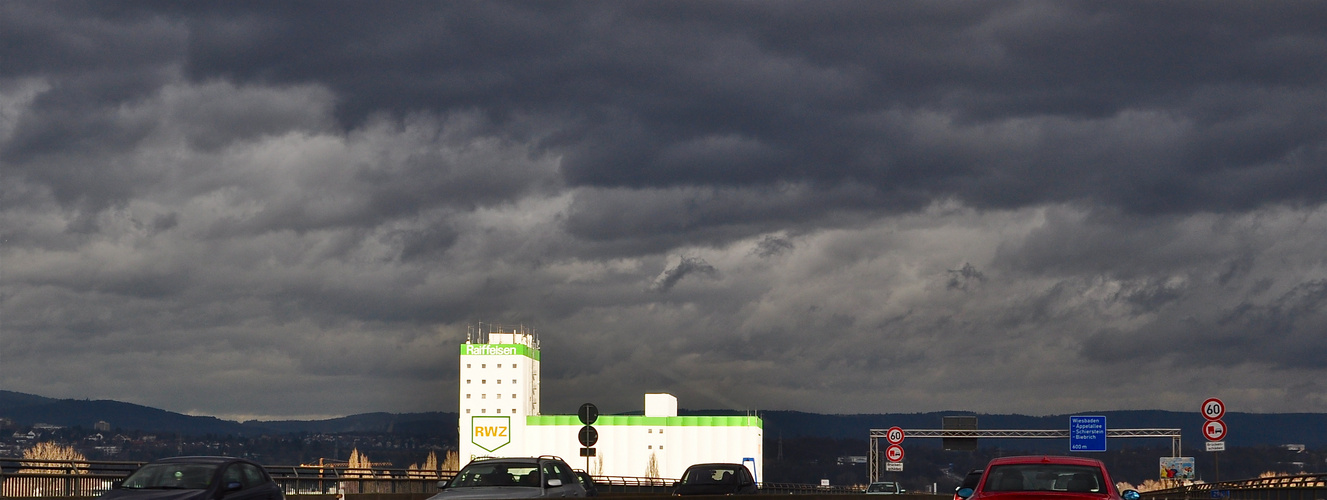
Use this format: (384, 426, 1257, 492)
(3, 1, 1327, 422)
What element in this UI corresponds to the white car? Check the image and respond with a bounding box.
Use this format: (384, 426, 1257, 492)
(866, 481, 904, 494)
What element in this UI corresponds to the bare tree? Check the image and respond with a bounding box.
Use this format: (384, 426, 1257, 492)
(645, 453, 660, 478)
(443, 450, 460, 472)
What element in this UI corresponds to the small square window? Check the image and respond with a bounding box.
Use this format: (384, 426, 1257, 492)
(497, 394, 502, 399)
(481, 409, 486, 414)
(512, 394, 516, 399)
(482, 364, 486, 368)
(497, 364, 502, 368)
(660, 445, 664, 450)
(512, 379, 517, 384)
(465, 409, 471, 414)
(482, 380, 486, 384)
(512, 409, 517, 414)
(466, 394, 471, 399)
(648, 429, 652, 434)
(648, 445, 653, 449)
(466, 379, 471, 384)
(497, 379, 502, 384)
(497, 409, 502, 413)
(482, 394, 486, 399)
(466, 364, 471, 368)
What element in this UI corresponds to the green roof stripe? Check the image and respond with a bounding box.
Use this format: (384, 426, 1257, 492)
(527, 415, 762, 428)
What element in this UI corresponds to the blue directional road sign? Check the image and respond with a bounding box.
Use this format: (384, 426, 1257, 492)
(1070, 415, 1107, 452)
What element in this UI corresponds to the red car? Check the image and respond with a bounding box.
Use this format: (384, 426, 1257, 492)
(958, 456, 1140, 500)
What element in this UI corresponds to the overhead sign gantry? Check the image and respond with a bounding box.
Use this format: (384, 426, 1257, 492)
(867, 421, 1182, 483)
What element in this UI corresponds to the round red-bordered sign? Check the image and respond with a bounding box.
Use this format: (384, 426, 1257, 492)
(885, 444, 905, 462)
(1202, 398, 1225, 421)
(1203, 419, 1227, 441)
(886, 426, 905, 445)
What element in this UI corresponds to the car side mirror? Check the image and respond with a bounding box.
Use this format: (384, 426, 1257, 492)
(1122, 490, 1141, 500)
(546, 478, 563, 487)
(957, 487, 975, 498)
(436, 480, 449, 489)
(226, 482, 243, 492)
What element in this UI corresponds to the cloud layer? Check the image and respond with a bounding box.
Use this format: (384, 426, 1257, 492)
(3, 1, 1327, 420)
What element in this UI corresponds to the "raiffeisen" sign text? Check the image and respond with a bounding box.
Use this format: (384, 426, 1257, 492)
(460, 343, 539, 360)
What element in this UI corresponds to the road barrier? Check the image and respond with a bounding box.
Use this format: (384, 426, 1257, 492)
(9, 458, 1321, 499)
(1141, 473, 1327, 500)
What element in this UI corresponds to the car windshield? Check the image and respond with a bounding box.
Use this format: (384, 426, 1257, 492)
(681, 466, 742, 484)
(984, 464, 1104, 493)
(121, 463, 218, 489)
(449, 463, 541, 488)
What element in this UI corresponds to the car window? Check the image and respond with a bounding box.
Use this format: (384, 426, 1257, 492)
(240, 464, 267, 488)
(224, 464, 246, 488)
(122, 463, 218, 489)
(683, 466, 741, 484)
(543, 461, 575, 485)
(984, 464, 1104, 493)
(451, 463, 540, 487)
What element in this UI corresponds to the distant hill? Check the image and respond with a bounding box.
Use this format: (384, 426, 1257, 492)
(3, 390, 1325, 448)
(248, 411, 456, 435)
(0, 390, 254, 435)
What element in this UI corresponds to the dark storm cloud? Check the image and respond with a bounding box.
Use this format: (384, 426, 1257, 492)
(154, 2, 1327, 218)
(5, 1, 1327, 418)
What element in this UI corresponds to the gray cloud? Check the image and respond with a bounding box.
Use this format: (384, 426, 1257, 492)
(648, 256, 720, 293)
(3, 1, 1327, 419)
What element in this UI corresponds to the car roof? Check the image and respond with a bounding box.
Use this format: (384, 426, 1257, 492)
(686, 463, 746, 468)
(150, 456, 247, 465)
(468, 456, 562, 465)
(986, 455, 1105, 467)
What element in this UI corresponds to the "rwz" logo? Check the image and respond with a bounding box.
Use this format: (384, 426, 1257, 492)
(471, 416, 511, 452)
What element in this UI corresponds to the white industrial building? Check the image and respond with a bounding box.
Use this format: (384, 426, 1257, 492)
(457, 325, 763, 481)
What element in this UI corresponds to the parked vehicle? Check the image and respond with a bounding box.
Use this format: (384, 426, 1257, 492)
(574, 471, 599, 497)
(954, 469, 984, 500)
(98, 456, 283, 500)
(427, 456, 587, 499)
(672, 463, 758, 496)
(867, 481, 904, 494)
(958, 456, 1140, 500)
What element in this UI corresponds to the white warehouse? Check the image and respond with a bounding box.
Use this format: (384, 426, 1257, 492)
(457, 325, 763, 481)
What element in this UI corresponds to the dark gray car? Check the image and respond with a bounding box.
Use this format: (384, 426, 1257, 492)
(672, 463, 758, 496)
(428, 456, 587, 499)
(98, 456, 283, 500)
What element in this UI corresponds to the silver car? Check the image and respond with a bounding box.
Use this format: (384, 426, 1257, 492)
(428, 456, 587, 499)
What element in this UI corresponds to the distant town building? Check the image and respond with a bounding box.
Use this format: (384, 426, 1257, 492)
(94, 421, 111, 432)
(457, 325, 763, 480)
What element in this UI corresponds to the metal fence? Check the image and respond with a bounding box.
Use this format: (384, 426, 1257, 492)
(1141, 473, 1327, 500)
(0, 459, 140, 497)
(0, 459, 461, 498)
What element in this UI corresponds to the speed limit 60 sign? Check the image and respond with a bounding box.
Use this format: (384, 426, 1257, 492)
(886, 427, 905, 445)
(1202, 398, 1225, 421)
